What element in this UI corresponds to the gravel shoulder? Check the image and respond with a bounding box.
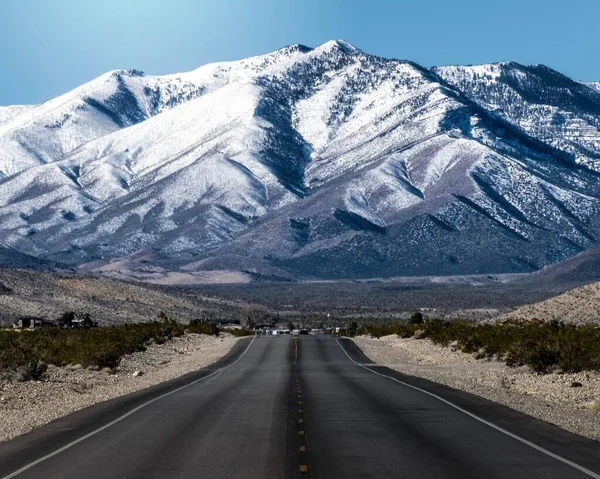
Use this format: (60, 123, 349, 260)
(352, 335, 600, 440)
(0, 333, 240, 443)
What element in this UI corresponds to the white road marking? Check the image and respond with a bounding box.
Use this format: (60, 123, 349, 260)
(336, 339, 600, 479)
(2, 339, 256, 479)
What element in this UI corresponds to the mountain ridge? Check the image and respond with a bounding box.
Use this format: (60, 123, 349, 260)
(1, 40, 600, 281)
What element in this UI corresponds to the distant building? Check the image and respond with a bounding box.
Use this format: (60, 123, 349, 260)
(12, 317, 56, 329)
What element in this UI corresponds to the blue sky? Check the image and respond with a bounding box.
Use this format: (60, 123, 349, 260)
(1, 0, 598, 105)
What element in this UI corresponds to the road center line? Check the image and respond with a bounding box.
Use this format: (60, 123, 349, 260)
(336, 338, 600, 479)
(2, 338, 256, 479)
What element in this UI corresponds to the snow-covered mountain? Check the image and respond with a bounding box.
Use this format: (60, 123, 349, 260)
(1, 40, 600, 280)
(583, 82, 600, 93)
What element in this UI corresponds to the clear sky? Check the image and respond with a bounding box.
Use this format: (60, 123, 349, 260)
(1, 0, 598, 105)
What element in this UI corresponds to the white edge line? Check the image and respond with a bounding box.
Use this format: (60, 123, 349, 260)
(2, 338, 256, 479)
(336, 339, 600, 479)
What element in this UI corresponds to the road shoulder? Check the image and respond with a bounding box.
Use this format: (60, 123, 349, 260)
(342, 337, 600, 474)
(0, 336, 251, 477)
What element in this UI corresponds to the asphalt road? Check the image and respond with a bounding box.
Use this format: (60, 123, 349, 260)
(1, 336, 600, 478)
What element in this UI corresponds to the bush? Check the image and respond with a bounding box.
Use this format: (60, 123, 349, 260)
(188, 322, 220, 336)
(347, 321, 358, 337)
(408, 312, 424, 325)
(222, 328, 253, 337)
(357, 319, 600, 374)
(0, 320, 221, 378)
(15, 360, 48, 382)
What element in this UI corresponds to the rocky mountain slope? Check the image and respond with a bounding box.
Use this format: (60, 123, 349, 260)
(0, 268, 244, 326)
(498, 281, 600, 324)
(1, 40, 600, 280)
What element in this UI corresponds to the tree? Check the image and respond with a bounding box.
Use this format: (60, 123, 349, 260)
(347, 321, 358, 337)
(58, 311, 75, 327)
(239, 305, 269, 330)
(81, 313, 94, 329)
(158, 311, 176, 324)
(408, 312, 424, 325)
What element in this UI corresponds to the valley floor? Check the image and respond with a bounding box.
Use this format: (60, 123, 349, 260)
(353, 335, 600, 440)
(0, 333, 239, 442)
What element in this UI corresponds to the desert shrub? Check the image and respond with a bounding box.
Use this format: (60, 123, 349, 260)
(357, 319, 600, 374)
(361, 322, 415, 338)
(408, 312, 424, 325)
(357, 322, 416, 339)
(347, 321, 358, 337)
(188, 321, 220, 336)
(14, 360, 48, 381)
(0, 319, 221, 378)
(222, 328, 253, 337)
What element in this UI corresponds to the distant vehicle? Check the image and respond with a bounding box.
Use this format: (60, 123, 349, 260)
(291, 329, 300, 336)
(299, 329, 309, 335)
(310, 328, 324, 335)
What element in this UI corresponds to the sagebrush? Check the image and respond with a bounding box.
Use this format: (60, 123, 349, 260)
(358, 320, 600, 373)
(0, 320, 220, 375)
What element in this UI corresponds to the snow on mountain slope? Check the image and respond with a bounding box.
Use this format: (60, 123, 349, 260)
(1, 41, 600, 279)
(168, 44, 311, 93)
(434, 63, 600, 171)
(0, 105, 33, 125)
(582, 82, 600, 93)
(0, 69, 210, 179)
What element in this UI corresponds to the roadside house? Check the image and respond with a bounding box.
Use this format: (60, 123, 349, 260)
(12, 317, 56, 329)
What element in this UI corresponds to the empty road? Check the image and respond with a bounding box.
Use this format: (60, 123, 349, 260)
(1, 336, 599, 478)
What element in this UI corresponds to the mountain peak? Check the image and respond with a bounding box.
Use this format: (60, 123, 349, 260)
(274, 43, 313, 56)
(1, 43, 600, 280)
(314, 39, 360, 54)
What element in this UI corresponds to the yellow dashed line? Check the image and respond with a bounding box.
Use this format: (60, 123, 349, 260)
(294, 342, 307, 475)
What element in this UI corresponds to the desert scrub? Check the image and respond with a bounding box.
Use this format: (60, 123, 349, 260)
(0, 320, 220, 378)
(358, 320, 600, 374)
(221, 328, 254, 337)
